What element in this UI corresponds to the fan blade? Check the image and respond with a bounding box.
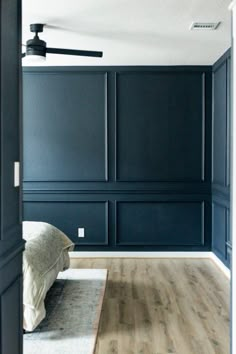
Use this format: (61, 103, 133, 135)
(22, 53, 26, 58)
(46, 47, 103, 57)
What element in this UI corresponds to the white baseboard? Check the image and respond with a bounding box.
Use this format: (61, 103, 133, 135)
(210, 253, 231, 279)
(69, 251, 231, 278)
(69, 251, 212, 258)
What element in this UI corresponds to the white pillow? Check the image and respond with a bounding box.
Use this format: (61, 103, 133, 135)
(23, 221, 74, 310)
(23, 221, 74, 248)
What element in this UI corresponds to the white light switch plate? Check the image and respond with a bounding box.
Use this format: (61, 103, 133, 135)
(78, 228, 85, 238)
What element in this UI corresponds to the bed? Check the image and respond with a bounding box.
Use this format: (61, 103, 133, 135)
(23, 221, 74, 331)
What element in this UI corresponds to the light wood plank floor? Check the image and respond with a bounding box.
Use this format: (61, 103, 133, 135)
(70, 258, 230, 354)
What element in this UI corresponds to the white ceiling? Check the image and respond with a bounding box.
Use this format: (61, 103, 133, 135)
(22, 0, 232, 66)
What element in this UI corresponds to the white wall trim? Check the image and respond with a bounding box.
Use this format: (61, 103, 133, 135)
(209, 253, 231, 279)
(69, 251, 213, 258)
(70, 251, 230, 278)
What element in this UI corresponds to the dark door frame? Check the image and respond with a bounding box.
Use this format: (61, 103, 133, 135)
(0, 0, 24, 353)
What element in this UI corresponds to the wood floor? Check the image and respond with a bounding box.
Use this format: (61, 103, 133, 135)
(70, 258, 230, 354)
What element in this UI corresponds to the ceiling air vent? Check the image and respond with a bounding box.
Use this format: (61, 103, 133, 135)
(190, 22, 221, 30)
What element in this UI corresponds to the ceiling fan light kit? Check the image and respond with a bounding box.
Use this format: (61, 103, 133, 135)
(22, 23, 103, 62)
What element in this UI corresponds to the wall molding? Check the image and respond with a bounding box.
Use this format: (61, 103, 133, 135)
(114, 200, 206, 247)
(212, 53, 231, 190)
(114, 70, 208, 183)
(23, 66, 213, 74)
(201, 72, 206, 182)
(23, 183, 212, 195)
(212, 201, 228, 260)
(23, 192, 211, 202)
(23, 71, 109, 183)
(24, 200, 109, 246)
(212, 49, 231, 268)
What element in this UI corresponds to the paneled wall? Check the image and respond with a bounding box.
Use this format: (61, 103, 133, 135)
(212, 49, 231, 266)
(23, 66, 212, 251)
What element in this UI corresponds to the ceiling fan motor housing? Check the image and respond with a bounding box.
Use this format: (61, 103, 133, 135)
(26, 23, 46, 57)
(26, 36, 46, 57)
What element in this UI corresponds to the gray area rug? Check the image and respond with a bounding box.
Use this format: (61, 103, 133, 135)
(24, 269, 107, 354)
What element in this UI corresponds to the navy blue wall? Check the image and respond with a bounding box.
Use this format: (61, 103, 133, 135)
(212, 49, 231, 267)
(22, 66, 212, 251)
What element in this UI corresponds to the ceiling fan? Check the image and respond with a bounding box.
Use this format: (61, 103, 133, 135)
(22, 23, 103, 60)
